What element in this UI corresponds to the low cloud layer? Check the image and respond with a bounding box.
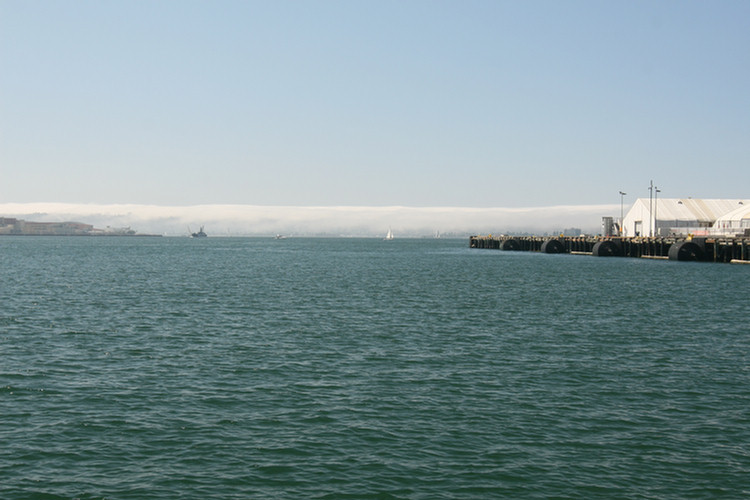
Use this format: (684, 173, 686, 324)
(0, 203, 618, 237)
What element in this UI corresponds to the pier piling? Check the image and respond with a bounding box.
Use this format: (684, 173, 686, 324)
(469, 235, 750, 264)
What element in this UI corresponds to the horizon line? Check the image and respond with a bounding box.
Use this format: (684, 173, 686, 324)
(0, 201, 620, 211)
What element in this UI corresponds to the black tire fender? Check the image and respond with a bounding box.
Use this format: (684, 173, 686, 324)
(541, 239, 564, 254)
(592, 240, 622, 257)
(668, 241, 705, 261)
(501, 239, 520, 251)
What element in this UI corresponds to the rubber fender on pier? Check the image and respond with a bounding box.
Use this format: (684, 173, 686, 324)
(540, 239, 565, 254)
(668, 241, 705, 261)
(592, 240, 622, 257)
(500, 239, 520, 251)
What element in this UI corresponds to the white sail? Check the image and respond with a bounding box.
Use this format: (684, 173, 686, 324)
(384, 228, 394, 240)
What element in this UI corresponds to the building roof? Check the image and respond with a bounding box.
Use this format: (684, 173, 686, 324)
(714, 202, 750, 223)
(635, 198, 747, 222)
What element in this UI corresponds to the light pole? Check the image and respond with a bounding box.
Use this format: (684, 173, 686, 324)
(648, 180, 654, 237)
(619, 191, 627, 236)
(654, 187, 661, 236)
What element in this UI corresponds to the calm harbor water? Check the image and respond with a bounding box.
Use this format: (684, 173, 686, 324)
(1, 236, 749, 499)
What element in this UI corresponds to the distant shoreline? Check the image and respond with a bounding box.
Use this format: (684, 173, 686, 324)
(0, 233, 162, 237)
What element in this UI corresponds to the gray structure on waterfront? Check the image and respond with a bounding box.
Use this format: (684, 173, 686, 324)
(0, 218, 94, 235)
(0, 217, 138, 236)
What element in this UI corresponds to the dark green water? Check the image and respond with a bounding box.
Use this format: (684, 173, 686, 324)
(1, 237, 749, 499)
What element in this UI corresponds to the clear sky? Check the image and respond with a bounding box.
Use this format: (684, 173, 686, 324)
(1, 0, 748, 209)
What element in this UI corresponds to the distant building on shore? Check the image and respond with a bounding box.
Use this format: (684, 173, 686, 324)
(0, 217, 138, 236)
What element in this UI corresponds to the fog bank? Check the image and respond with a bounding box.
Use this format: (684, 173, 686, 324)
(0, 203, 618, 237)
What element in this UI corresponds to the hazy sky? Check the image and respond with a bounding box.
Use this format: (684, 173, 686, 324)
(1, 0, 748, 209)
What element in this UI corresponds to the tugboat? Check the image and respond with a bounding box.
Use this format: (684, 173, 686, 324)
(191, 226, 207, 238)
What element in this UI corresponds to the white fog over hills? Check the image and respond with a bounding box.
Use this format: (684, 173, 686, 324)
(0, 203, 616, 237)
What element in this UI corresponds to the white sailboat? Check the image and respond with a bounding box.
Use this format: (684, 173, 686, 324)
(384, 228, 394, 240)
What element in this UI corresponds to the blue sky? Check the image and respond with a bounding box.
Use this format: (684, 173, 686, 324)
(1, 0, 748, 209)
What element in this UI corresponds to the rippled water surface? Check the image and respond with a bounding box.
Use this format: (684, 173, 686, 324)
(1, 236, 749, 499)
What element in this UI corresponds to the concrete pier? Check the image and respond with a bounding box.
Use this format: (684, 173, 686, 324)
(469, 235, 750, 263)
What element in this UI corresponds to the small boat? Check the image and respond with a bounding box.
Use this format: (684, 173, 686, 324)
(384, 228, 394, 240)
(191, 226, 207, 238)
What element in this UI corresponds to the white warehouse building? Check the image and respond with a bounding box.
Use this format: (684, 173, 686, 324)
(621, 198, 749, 237)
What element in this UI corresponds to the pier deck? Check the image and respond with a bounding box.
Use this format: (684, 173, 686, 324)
(469, 235, 750, 263)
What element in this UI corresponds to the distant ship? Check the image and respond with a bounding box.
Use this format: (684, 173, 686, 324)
(384, 228, 394, 240)
(191, 226, 207, 238)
